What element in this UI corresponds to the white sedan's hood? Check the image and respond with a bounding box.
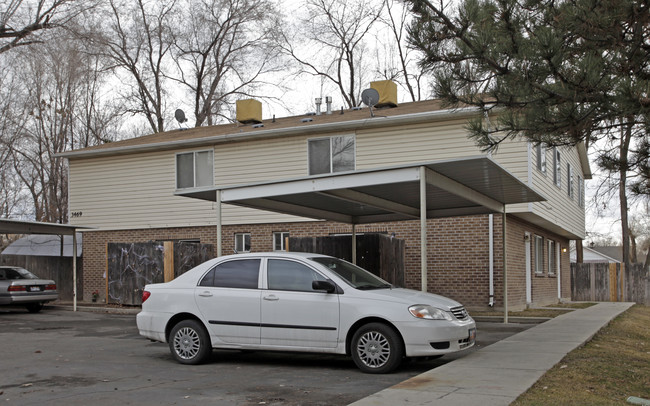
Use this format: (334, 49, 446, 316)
(358, 288, 463, 309)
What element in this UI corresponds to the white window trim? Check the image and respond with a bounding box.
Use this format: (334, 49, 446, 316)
(553, 147, 561, 188)
(175, 149, 214, 190)
(235, 233, 251, 253)
(578, 176, 584, 208)
(273, 232, 290, 251)
(567, 164, 574, 199)
(534, 235, 544, 274)
(548, 240, 556, 275)
(307, 134, 356, 175)
(536, 144, 546, 174)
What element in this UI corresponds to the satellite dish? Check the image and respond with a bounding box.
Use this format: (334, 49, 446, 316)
(361, 88, 380, 107)
(361, 88, 380, 117)
(175, 109, 188, 124)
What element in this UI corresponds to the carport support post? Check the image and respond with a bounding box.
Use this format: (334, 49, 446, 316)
(420, 166, 427, 292)
(73, 231, 77, 312)
(216, 190, 222, 257)
(502, 210, 508, 323)
(352, 224, 357, 264)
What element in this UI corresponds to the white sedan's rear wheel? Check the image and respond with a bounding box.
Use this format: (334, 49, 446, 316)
(169, 320, 212, 365)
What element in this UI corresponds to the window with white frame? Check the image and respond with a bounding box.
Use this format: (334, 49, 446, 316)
(567, 164, 574, 199)
(553, 147, 561, 187)
(234, 233, 251, 253)
(548, 240, 556, 275)
(308, 135, 355, 175)
(176, 150, 213, 189)
(578, 176, 584, 207)
(273, 232, 290, 251)
(535, 235, 544, 274)
(536, 144, 546, 174)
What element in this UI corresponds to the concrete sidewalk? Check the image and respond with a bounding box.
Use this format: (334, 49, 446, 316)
(349, 302, 634, 406)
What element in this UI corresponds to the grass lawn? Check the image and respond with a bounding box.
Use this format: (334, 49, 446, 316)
(471, 302, 597, 319)
(512, 305, 650, 405)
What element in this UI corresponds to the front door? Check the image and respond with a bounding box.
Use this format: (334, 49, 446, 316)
(261, 259, 340, 348)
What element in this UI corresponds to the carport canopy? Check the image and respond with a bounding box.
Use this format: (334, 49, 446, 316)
(178, 156, 544, 304)
(0, 219, 91, 311)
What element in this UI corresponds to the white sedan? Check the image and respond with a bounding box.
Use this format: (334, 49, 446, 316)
(136, 252, 476, 373)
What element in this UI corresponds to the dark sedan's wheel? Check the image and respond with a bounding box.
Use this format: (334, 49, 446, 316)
(169, 319, 212, 365)
(351, 323, 404, 374)
(25, 303, 44, 313)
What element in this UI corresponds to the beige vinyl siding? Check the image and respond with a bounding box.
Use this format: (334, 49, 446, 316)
(68, 114, 585, 238)
(213, 136, 309, 185)
(529, 145, 586, 238)
(68, 148, 309, 230)
(356, 119, 483, 168)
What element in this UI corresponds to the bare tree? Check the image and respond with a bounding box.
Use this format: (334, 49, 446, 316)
(375, 0, 427, 102)
(2, 35, 120, 222)
(0, 0, 90, 55)
(98, 0, 175, 133)
(280, 0, 384, 109)
(171, 0, 283, 127)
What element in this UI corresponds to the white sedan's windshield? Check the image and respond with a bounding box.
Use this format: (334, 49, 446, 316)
(310, 257, 391, 290)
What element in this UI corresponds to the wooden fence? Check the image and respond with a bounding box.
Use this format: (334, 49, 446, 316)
(107, 241, 213, 305)
(289, 233, 405, 287)
(571, 263, 649, 305)
(0, 255, 82, 301)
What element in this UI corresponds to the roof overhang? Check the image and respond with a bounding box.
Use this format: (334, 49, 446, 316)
(0, 219, 92, 236)
(177, 157, 545, 224)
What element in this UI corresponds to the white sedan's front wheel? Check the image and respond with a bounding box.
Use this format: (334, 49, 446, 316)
(351, 323, 403, 373)
(169, 319, 212, 365)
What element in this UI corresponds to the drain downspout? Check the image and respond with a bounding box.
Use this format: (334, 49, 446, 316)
(488, 214, 494, 307)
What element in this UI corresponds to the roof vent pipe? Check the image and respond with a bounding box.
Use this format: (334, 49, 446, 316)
(326, 96, 332, 115)
(315, 98, 322, 116)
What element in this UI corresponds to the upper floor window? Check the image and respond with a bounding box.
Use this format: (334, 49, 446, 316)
(567, 164, 574, 199)
(274, 232, 290, 251)
(176, 150, 213, 189)
(536, 144, 546, 174)
(553, 147, 561, 187)
(578, 176, 584, 208)
(308, 135, 355, 175)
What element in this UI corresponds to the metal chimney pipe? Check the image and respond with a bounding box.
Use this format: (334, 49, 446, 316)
(315, 97, 322, 115)
(325, 96, 332, 114)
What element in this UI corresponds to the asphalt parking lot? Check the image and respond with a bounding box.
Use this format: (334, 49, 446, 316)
(0, 307, 533, 406)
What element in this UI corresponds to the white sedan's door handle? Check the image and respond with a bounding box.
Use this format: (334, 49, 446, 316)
(198, 291, 213, 297)
(263, 295, 279, 301)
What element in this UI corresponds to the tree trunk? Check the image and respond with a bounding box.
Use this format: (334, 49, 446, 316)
(620, 121, 632, 265)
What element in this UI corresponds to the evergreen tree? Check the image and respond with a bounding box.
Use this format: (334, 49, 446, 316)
(407, 0, 650, 264)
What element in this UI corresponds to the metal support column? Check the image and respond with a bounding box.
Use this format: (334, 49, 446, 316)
(352, 223, 357, 264)
(503, 210, 508, 323)
(73, 231, 77, 312)
(216, 190, 222, 257)
(420, 166, 427, 292)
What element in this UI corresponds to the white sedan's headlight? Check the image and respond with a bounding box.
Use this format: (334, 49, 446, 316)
(408, 305, 453, 321)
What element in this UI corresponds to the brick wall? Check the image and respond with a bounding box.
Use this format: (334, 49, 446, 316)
(82, 215, 571, 309)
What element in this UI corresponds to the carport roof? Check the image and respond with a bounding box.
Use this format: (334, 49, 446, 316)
(0, 219, 91, 236)
(177, 156, 545, 224)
